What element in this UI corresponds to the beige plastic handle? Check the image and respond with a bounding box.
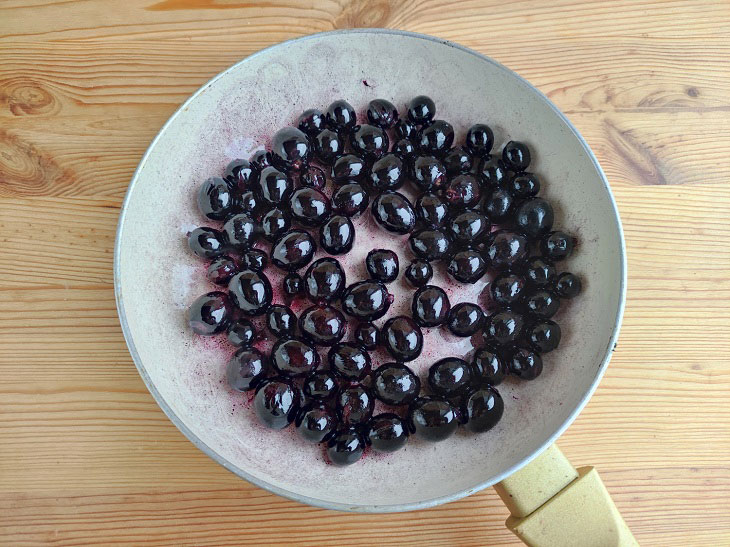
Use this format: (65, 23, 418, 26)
(494, 445, 638, 547)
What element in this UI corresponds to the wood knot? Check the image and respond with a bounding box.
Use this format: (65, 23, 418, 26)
(0, 130, 76, 197)
(335, 0, 391, 28)
(0, 78, 59, 116)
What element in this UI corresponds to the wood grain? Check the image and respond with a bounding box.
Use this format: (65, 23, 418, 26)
(1, 0, 729, 545)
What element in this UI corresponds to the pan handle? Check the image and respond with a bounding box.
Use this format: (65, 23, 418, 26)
(494, 444, 637, 546)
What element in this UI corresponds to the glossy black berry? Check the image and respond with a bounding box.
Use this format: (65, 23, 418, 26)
(271, 337, 320, 376)
(254, 378, 299, 429)
(490, 272, 527, 307)
(266, 304, 297, 337)
(445, 174, 481, 209)
(407, 95, 436, 125)
(447, 249, 487, 283)
(350, 124, 389, 159)
(479, 157, 510, 189)
(249, 149, 272, 171)
(443, 146, 473, 174)
(283, 272, 303, 297)
(372, 191, 416, 234)
(449, 210, 490, 248)
(297, 108, 325, 136)
(392, 138, 416, 160)
(354, 322, 379, 350)
(261, 208, 290, 242)
(486, 310, 525, 346)
(188, 227, 225, 259)
(381, 316, 423, 362)
(524, 257, 557, 288)
(342, 280, 392, 321)
(313, 128, 344, 165)
(502, 141, 531, 171)
(415, 192, 448, 226)
(299, 305, 346, 346)
(332, 183, 369, 216)
(487, 230, 529, 270)
(289, 187, 331, 227)
(371, 363, 420, 406)
(296, 404, 336, 443)
(446, 303, 485, 337)
(365, 249, 399, 283)
(304, 257, 346, 304)
(320, 215, 354, 254)
(471, 346, 507, 386)
(187, 291, 232, 335)
(337, 384, 374, 426)
(198, 177, 236, 221)
(271, 126, 311, 172)
(409, 229, 452, 261)
(271, 230, 316, 271)
(555, 272, 582, 298)
(515, 197, 554, 239)
(527, 320, 561, 353)
(405, 259, 433, 287)
(222, 213, 257, 251)
(410, 155, 447, 191)
(228, 270, 272, 316)
(257, 166, 293, 206)
(466, 124, 494, 157)
(326, 428, 365, 466)
(300, 165, 327, 190)
(418, 120, 454, 156)
(369, 153, 404, 191)
(238, 189, 260, 216)
(508, 173, 541, 199)
(412, 285, 450, 327)
(482, 187, 514, 221)
(394, 118, 417, 140)
(226, 347, 267, 391)
(525, 289, 560, 318)
(540, 231, 575, 261)
(242, 248, 267, 271)
(326, 99, 357, 132)
(329, 342, 371, 381)
(224, 158, 256, 190)
(367, 98, 399, 128)
(227, 319, 255, 348)
(303, 370, 339, 401)
(464, 386, 503, 433)
(508, 347, 543, 380)
(409, 397, 458, 442)
(367, 414, 408, 452)
(428, 357, 472, 397)
(332, 153, 367, 184)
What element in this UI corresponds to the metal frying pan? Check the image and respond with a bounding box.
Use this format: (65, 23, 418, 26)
(114, 30, 629, 544)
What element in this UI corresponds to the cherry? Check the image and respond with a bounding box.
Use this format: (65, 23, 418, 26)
(372, 363, 420, 405)
(187, 291, 232, 335)
(226, 347, 267, 391)
(228, 270, 273, 316)
(254, 378, 299, 429)
(367, 414, 409, 453)
(381, 316, 423, 362)
(271, 337, 320, 376)
(412, 285, 450, 327)
(367, 98, 399, 128)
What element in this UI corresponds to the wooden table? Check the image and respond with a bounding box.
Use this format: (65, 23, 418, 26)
(1, 1, 728, 544)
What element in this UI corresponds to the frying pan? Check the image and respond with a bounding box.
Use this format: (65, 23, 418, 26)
(114, 30, 632, 545)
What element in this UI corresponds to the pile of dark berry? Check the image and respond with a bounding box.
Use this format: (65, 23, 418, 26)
(186, 96, 582, 466)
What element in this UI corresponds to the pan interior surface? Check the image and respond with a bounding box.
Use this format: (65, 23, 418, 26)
(115, 30, 624, 512)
